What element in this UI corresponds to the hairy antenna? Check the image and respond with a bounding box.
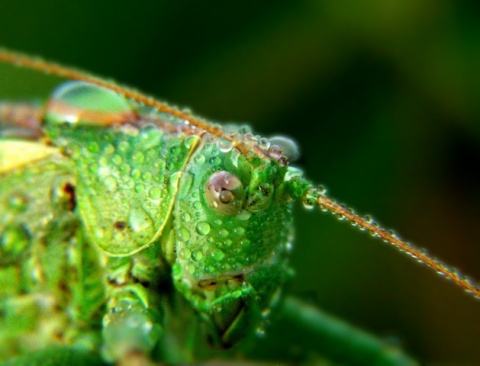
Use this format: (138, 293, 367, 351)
(301, 186, 480, 299)
(0, 48, 254, 156)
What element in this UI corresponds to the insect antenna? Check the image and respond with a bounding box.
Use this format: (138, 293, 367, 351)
(0, 48, 253, 155)
(299, 185, 480, 299)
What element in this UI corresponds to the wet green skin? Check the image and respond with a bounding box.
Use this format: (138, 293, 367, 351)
(0, 82, 294, 363)
(0, 81, 418, 366)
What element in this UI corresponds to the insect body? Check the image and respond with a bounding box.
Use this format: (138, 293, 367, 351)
(1, 78, 296, 361)
(0, 49, 478, 365)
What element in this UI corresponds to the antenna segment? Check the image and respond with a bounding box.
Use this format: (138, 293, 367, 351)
(0, 48, 252, 155)
(302, 187, 480, 299)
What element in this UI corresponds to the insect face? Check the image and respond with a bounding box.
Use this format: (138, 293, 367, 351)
(172, 136, 294, 345)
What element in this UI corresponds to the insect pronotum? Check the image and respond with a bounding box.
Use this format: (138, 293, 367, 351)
(0, 49, 478, 365)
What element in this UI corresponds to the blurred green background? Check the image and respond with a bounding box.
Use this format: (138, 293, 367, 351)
(1, 0, 480, 363)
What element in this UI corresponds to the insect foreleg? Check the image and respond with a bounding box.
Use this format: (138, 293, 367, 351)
(101, 250, 165, 362)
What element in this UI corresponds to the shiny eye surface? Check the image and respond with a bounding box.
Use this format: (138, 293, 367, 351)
(45, 81, 136, 126)
(205, 171, 245, 215)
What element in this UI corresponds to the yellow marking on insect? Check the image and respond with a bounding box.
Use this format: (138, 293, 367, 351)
(0, 140, 59, 174)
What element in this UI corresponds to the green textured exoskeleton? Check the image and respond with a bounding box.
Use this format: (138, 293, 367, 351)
(0, 80, 298, 363)
(4, 49, 478, 365)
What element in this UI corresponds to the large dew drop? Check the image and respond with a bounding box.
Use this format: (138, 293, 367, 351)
(45, 81, 136, 126)
(196, 222, 211, 236)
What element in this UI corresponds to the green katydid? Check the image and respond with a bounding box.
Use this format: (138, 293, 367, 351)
(0, 49, 477, 365)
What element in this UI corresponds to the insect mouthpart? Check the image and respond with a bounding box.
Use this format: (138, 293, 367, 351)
(197, 273, 246, 291)
(195, 274, 256, 348)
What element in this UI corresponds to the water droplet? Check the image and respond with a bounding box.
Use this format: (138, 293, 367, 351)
(104, 176, 118, 191)
(209, 156, 221, 165)
(193, 201, 202, 210)
(128, 206, 154, 236)
(143, 171, 153, 182)
(132, 151, 144, 164)
(194, 154, 206, 164)
(196, 222, 211, 236)
(217, 138, 233, 152)
(256, 327, 266, 337)
(181, 212, 191, 223)
(192, 249, 204, 261)
(363, 215, 373, 224)
(139, 128, 162, 150)
(135, 183, 145, 193)
(183, 135, 197, 149)
(258, 138, 270, 149)
(99, 156, 109, 166)
(236, 211, 251, 221)
(104, 144, 115, 155)
(112, 154, 122, 165)
(170, 146, 181, 156)
(123, 179, 134, 189)
(233, 227, 245, 236)
(212, 249, 225, 261)
(230, 149, 241, 168)
(118, 141, 130, 153)
(177, 173, 193, 199)
(179, 248, 191, 260)
(89, 162, 99, 173)
(269, 136, 300, 162)
(169, 172, 181, 193)
(178, 227, 191, 242)
(1, 225, 30, 255)
(45, 81, 135, 127)
(219, 229, 229, 238)
(186, 263, 195, 274)
(131, 168, 142, 179)
(241, 239, 251, 247)
(88, 142, 100, 153)
(243, 133, 255, 142)
(303, 200, 315, 210)
(119, 163, 131, 175)
(149, 186, 162, 200)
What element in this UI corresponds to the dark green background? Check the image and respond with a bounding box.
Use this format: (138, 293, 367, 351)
(1, 1, 480, 363)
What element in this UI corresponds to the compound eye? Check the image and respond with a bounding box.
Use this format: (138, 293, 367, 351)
(205, 171, 245, 215)
(45, 81, 137, 126)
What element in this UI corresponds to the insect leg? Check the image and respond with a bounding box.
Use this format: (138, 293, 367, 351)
(101, 282, 163, 362)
